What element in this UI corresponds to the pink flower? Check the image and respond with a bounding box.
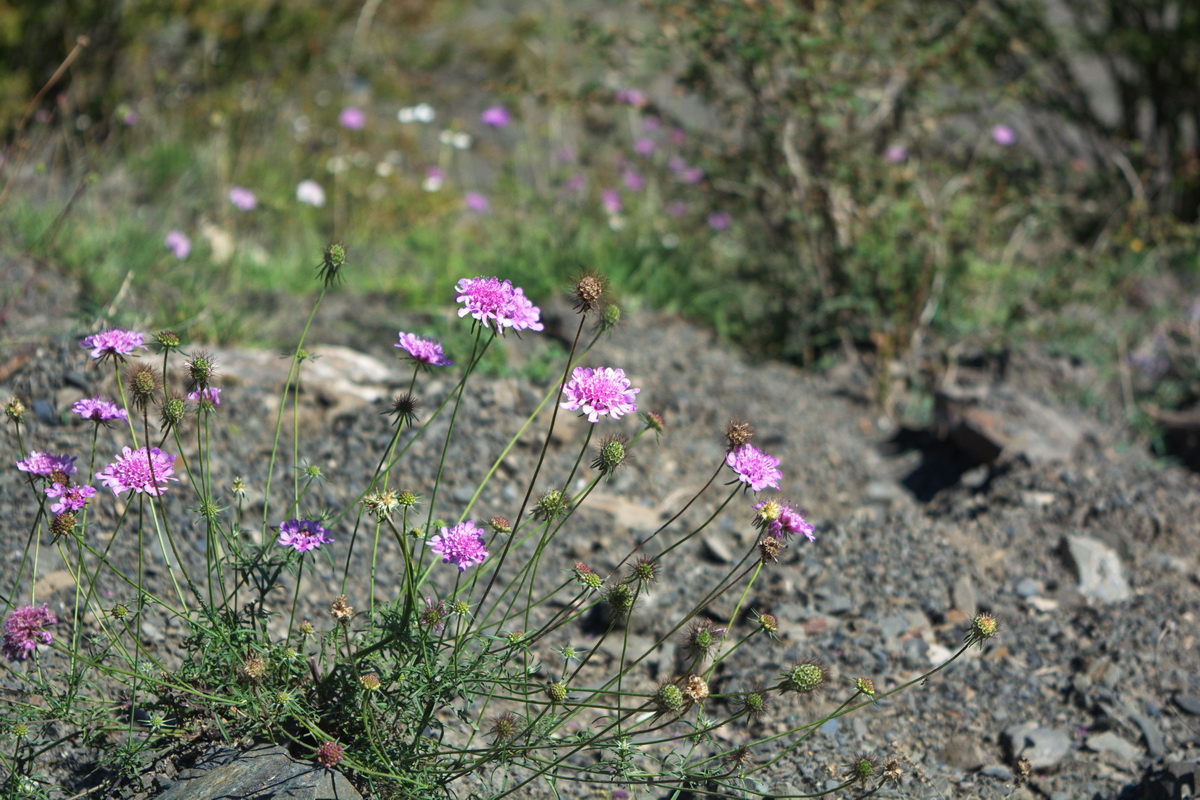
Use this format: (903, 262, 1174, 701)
(480, 105, 511, 128)
(16, 452, 77, 477)
(707, 211, 731, 231)
(45, 482, 97, 514)
(670, 128, 686, 146)
(643, 115, 661, 132)
(681, 166, 704, 185)
(278, 519, 333, 553)
(991, 124, 1016, 146)
(633, 138, 656, 156)
(668, 156, 687, 174)
(422, 166, 444, 192)
(622, 170, 645, 191)
(339, 107, 365, 130)
(753, 499, 815, 541)
(188, 387, 221, 408)
(79, 328, 146, 361)
(96, 446, 177, 497)
(426, 520, 489, 571)
(885, 144, 908, 163)
(3, 604, 56, 661)
(601, 188, 622, 215)
(455, 277, 544, 333)
(72, 397, 128, 424)
(395, 332, 453, 367)
(464, 192, 490, 213)
(560, 367, 640, 423)
(615, 88, 646, 107)
(666, 202, 688, 218)
(564, 174, 586, 193)
(228, 187, 257, 211)
(296, 180, 326, 207)
(726, 444, 782, 492)
(315, 741, 344, 769)
(164, 230, 191, 259)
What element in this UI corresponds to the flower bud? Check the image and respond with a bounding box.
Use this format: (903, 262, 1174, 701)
(5, 397, 25, 424)
(781, 660, 828, 695)
(592, 435, 628, 477)
(546, 682, 568, 704)
(318, 243, 346, 288)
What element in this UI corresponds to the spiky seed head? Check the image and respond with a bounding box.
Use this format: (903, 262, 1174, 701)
(559, 644, 577, 660)
(10, 723, 29, 739)
(385, 392, 421, 427)
(547, 682, 568, 703)
(488, 516, 512, 535)
(642, 410, 665, 437)
(330, 595, 354, 623)
(159, 394, 187, 432)
(965, 612, 1000, 648)
(599, 303, 621, 332)
(742, 690, 769, 718)
(298, 620, 314, 637)
(605, 584, 635, 619)
(51, 511, 77, 542)
(683, 675, 709, 704)
(759, 536, 782, 564)
(723, 418, 755, 449)
(5, 397, 25, 424)
(398, 491, 419, 507)
(127, 364, 161, 412)
(185, 351, 216, 392)
(154, 330, 181, 350)
(656, 684, 684, 714)
(359, 673, 382, 691)
(315, 741, 344, 768)
(684, 619, 725, 657)
(533, 489, 569, 521)
(883, 759, 903, 782)
(451, 600, 470, 615)
(571, 270, 607, 314)
(756, 612, 778, 634)
(240, 655, 266, 682)
(782, 661, 828, 694)
(111, 603, 129, 620)
(318, 243, 346, 288)
(592, 435, 628, 477)
(845, 754, 879, 783)
(488, 712, 520, 742)
(275, 690, 294, 706)
(727, 746, 752, 768)
(629, 556, 659, 585)
(855, 677, 875, 696)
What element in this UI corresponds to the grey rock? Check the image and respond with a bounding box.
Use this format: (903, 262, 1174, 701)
(1085, 731, 1140, 761)
(1014, 577, 1042, 599)
(941, 738, 987, 771)
(1003, 723, 1073, 769)
(699, 534, 733, 564)
(981, 764, 1013, 780)
(153, 744, 363, 800)
(1174, 694, 1200, 715)
(815, 589, 853, 615)
(1130, 710, 1165, 759)
(1065, 535, 1131, 604)
(952, 574, 978, 616)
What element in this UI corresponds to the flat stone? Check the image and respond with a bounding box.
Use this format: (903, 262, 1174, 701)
(1003, 723, 1073, 770)
(153, 744, 362, 800)
(1065, 535, 1131, 604)
(1174, 694, 1200, 715)
(1085, 731, 1140, 761)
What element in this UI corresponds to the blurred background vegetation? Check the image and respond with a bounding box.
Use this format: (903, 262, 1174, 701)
(2, 0, 1199, 448)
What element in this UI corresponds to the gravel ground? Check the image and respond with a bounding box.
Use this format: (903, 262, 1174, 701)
(2, 259, 1199, 799)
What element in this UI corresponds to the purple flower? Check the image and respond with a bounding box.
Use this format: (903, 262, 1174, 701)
(426, 520, 489, 571)
(72, 397, 128, 424)
(188, 387, 222, 408)
(633, 137, 656, 157)
(79, 328, 146, 361)
(753, 499, 814, 542)
(339, 107, 365, 130)
(296, 180, 326, 207)
(164, 230, 191, 259)
(480, 105, 511, 128)
(668, 156, 687, 174)
(615, 88, 646, 107)
(422, 166, 444, 192)
(991, 124, 1016, 146)
(670, 128, 686, 146)
(666, 202, 688, 218)
(560, 367, 640, 423)
(707, 211, 731, 231)
(681, 166, 704, 185)
(885, 144, 908, 163)
(455, 277, 544, 333)
(418, 596, 449, 632)
(564, 174, 586, 194)
(395, 332, 453, 367)
(643, 116, 661, 132)
(3, 604, 56, 661)
(96, 446, 177, 497)
(45, 482, 97, 514)
(229, 187, 257, 211)
(16, 452, 77, 477)
(622, 170, 645, 192)
(726, 444, 782, 492)
(122, 110, 138, 126)
(601, 188, 623, 215)
(464, 192, 490, 213)
(278, 519, 333, 553)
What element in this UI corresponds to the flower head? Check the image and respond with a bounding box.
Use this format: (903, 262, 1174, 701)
(884, 144, 908, 163)
(395, 332, 453, 367)
(164, 229, 191, 259)
(426, 520, 489, 571)
(72, 397, 128, 424)
(455, 277, 544, 333)
(707, 211, 732, 231)
(991, 124, 1017, 146)
(45, 482, 96, 514)
(464, 192, 489, 213)
(560, 366, 640, 423)
(96, 446, 177, 496)
(80, 328, 146, 361)
(296, 179, 326, 207)
(278, 519, 333, 553)
(3, 605, 56, 660)
(633, 137, 656, 156)
(339, 107, 365, 130)
(753, 499, 814, 542)
(726, 444, 782, 492)
(188, 387, 222, 409)
(601, 188, 622, 215)
(17, 452, 77, 478)
(480, 105, 511, 128)
(229, 187, 257, 211)
(315, 741, 344, 769)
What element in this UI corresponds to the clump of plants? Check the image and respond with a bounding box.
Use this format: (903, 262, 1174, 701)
(2, 255, 999, 798)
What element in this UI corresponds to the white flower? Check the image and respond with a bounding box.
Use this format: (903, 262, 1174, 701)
(296, 180, 326, 207)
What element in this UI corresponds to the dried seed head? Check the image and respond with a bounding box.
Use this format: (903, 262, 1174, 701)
(727, 746, 752, 768)
(232, 476, 246, 496)
(781, 660, 828, 695)
(592, 435, 628, 477)
(882, 759, 903, 783)
(51, 511, 77, 542)
(127, 365, 161, 412)
(571, 270, 607, 314)
(488, 712, 520, 742)
(845, 754, 879, 783)
(533, 489, 569, 522)
(154, 330, 181, 350)
(723, 418, 755, 449)
(385, 392, 421, 427)
(655, 683, 684, 715)
(683, 675, 709, 704)
(330, 595, 354, 623)
(318, 243, 346, 288)
(315, 741, 344, 768)
(758, 536, 783, 564)
(604, 583, 635, 620)
(159, 394, 187, 432)
(240, 655, 266, 682)
(185, 351, 217, 392)
(5, 397, 25, 424)
(363, 490, 401, 522)
(628, 556, 659, 585)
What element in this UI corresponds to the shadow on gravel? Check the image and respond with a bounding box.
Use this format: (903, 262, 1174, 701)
(880, 427, 991, 502)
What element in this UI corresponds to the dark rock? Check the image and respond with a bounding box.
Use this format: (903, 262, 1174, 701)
(1174, 695, 1200, 715)
(152, 744, 362, 800)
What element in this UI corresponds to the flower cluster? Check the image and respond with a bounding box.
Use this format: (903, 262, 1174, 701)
(455, 277, 543, 333)
(426, 520, 489, 571)
(16, 452, 77, 478)
(395, 332, 453, 367)
(71, 397, 128, 423)
(96, 446, 178, 496)
(753, 499, 815, 542)
(2, 604, 56, 661)
(80, 328, 146, 361)
(560, 367, 640, 423)
(726, 444, 782, 492)
(188, 387, 222, 408)
(277, 519, 333, 553)
(45, 482, 97, 514)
